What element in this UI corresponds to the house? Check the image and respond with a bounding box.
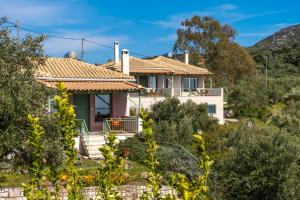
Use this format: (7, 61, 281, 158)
(102, 42, 224, 124)
(36, 56, 143, 158)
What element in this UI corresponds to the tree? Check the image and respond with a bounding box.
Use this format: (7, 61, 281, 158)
(0, 17, 61, 168)
(150, 98, 217, 146)
(173, 16, 256, 86)
(216, 122, 300, 200)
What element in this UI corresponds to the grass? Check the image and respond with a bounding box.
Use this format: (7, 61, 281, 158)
(0, 173, 29, 187)
(0, 159, 149, 187)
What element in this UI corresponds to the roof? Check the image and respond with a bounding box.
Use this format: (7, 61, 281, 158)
(41, 81, 142, 92)
(36, 57, 142, 92)
(101, 56, 211, 75)
(37, 57, 135, 80)
(149, 56, 211, 75)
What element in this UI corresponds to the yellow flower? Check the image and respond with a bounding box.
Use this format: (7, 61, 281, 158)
(59, 174, 68, 181)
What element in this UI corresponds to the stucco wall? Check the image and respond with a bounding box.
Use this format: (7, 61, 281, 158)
(112, 93, 128, 117)
(129, 93, 224, 124)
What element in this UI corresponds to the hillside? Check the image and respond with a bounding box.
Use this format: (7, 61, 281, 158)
(254, 24, 300, 50)
(249, 24, 300, 77)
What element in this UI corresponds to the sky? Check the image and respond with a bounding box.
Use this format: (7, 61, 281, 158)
(0, 0, 299, 64)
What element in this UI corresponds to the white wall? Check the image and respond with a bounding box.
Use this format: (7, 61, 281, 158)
(129, 93, 224, 124)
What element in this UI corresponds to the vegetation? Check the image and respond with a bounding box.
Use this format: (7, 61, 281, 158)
(151, 98, 217, 146)
(214, 123, 300, 200)
(173, 16, 256, 86)
(95, 132, 125, 199)
(0, 17, 63, 168)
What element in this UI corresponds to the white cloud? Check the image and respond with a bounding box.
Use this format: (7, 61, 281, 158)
(0, 0, 84, 26)
(143, 4, 286, 29)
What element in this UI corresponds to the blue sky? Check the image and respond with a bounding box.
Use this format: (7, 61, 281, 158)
(1, 0, 299, 64)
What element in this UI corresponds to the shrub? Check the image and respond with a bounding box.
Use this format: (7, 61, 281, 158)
(117, 134, 147, 163)
(150, 98, 217, 146)
(215, 123, 300, 200)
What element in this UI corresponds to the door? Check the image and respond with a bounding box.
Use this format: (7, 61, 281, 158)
(73, 94, 90, 131)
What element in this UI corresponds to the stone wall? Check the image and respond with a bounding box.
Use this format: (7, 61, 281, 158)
(0, 185, 176, 200)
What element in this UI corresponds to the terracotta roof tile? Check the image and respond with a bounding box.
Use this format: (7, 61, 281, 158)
(149, 56, 212, 75)
(101, 56, 211, 75)
(41, 81, 142, 92)
(37, 57, 134, 80)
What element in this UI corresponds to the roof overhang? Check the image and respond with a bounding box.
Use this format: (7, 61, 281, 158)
(39, 80, 143, 92)
(37, 77, 136, 82)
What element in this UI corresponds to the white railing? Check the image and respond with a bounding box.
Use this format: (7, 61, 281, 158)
(181, 88, 222, 97)
(130, 88, 222, 97)
(103, 117, 139, 134)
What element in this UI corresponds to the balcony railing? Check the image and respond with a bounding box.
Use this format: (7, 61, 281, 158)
(103, 117, 139, 134)
(182, 88, 222, 96)
(130, 88, 222, 97)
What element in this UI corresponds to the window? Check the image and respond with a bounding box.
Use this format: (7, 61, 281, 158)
(208, 104, 216, 114)
(164, 77, 169, 88)
(95, 94, 111, 122)
(138, 76, 148, 87)
(183, 78, 198, 92)
(149, 76, 157, 89)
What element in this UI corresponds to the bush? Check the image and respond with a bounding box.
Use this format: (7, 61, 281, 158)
(150, 98, 217, 146)
(215, 123, 300, 200)
(152, 120, 178, 144)
(117, 134, 147, 163)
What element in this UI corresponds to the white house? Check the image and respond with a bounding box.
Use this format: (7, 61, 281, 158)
(101, 42, 224, 124)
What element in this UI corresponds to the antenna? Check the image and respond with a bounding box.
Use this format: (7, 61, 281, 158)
(80, 38, 85, 60)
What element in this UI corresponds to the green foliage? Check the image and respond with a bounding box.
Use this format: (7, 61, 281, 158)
(170, 135, 213, 200)
(173, 15, 256, 86)
(202, 123, 237, 160)
(54, 82, 82, 199)
(267, 101, 300, 134)
(117, 134, 148, 163)
(95, 133, 125, 200)
(150, 98, 217, 146)
(0, 17, 60, 168)
(22, 115, 51, 200)
(139, 109, 174, 200)
(249, 41, 300, 78)
(216, 122, 300, 200)
(227, 76, 290, 119)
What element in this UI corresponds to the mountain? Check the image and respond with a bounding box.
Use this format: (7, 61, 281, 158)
(249, 24, 300, 77)
(254, 24, 300, 50)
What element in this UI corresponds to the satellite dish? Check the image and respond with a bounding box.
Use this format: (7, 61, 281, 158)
(167, 53, 173, 58)
(64, 51, 77, 59)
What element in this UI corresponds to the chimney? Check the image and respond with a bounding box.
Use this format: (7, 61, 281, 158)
(121, 49, 130, 75)
(114, 41, 120, 64)
(184, 50, 189, 64)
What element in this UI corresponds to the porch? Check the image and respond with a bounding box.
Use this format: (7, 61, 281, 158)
(71, 92, 139, 132)
(76, 117, 140, 159)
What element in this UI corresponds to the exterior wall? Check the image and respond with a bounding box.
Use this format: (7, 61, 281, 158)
(112, 93, 128, 117)
(177, 95, 224, 124)
(89, 94, 100, 132)
(129, 93, 224, 124)
(80, 93, 129, 133)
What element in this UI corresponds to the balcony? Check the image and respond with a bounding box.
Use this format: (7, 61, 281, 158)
(130, 88, 222, 97)
(103, 117, 139, 134)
